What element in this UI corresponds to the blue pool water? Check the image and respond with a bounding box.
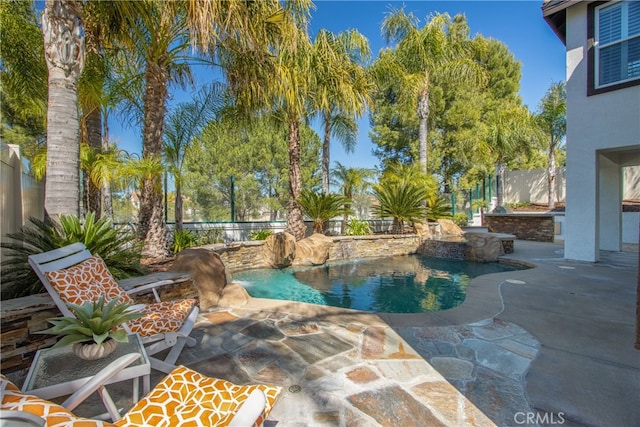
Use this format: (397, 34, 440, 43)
(233, 255, 521, 313)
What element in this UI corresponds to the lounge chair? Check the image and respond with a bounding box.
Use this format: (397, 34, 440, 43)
(1, 353, 283, 426)
(28, 242, 199, 373)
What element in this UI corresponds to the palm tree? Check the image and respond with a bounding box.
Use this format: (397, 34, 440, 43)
(41, 0, 85, 216)
(163, 84, 224, 232)
(312, 29, 373, 195)
(331, 162, 375, 231)
(298, 190, 351, 234)
(376, 10, 486, 174)
(373, 180, 429, 234)
(537, 82, 566, 210)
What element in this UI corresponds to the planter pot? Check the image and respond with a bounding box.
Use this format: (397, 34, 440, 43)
(72, 339, 118, 360)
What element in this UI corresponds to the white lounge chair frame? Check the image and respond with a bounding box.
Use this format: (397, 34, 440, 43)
(2, 353, 267, 425)
(28, 242, 199, 374)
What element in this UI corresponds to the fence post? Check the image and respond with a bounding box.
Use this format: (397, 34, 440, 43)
(451, 193, 456, 216)
(230, 175, 235, 223)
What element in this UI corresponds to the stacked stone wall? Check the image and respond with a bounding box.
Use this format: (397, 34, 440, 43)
(484, 214, 554, 242)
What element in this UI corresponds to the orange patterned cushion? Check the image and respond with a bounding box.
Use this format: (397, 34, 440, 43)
(126, 299, 198, 336)
(1, 375, 115, 427)
(113, 366, 282, 427)
(45, 255, 133, 306)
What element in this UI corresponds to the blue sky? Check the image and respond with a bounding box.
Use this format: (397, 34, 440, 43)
(112, 0, 566, 170)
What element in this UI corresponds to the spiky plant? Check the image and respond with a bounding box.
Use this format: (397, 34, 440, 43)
(425, 193, 452, 221)
(373, 181, 429, 234)
(1, 212, 146, 299)
(345, 218, 372, 236)
(298, 190, 353, 234)
(39, 296, 144, 348)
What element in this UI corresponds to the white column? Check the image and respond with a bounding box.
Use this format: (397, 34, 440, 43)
(598, 154, 622, 251)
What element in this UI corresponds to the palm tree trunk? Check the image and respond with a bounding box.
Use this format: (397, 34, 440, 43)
(84, 107, 102, 217)
(138, 60, 169, 258)
(417, 89, 429, 175)
(322, 114, 331, 195)
(287, 120, 307, 240)
(548, 142, 556, 210)
(41, 0, 84, 217)
(175, 180, 183, 232)
(101, 112, 114, 219)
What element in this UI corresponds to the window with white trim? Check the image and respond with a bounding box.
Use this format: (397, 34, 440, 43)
(595, 1, 640, 88)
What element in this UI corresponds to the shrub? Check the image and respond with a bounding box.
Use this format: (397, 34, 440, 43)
(298, 190, 352, 233)
(172, 229, 198, 253)
(345, 218, 372, 236)
(1, 212, 146, 299)
(425, 194, 452, 221)
(249, 229, 273, 241)
(453, 213, 469, 227)
(373, 181, 428, 234)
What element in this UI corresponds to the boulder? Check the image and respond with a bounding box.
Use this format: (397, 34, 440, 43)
(464, 232, 505, 263)
(263, 232, 297, 268)
(293, 233, 334, 266)
(218, 283, 251, 307)
(437, 219, 464, 236)
(413, 222, 433, 239)
(170, 248, 230, 310)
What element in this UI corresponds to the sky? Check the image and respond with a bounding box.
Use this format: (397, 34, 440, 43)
(111, 0, 567, 170)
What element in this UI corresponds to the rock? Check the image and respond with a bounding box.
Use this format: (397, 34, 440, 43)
(437, 219, 464, 236)
(218, 283, 251, 307)
(263, 232, 297, 268)
(293, 233, 334, 266)
(413, 222, 433, 239)
(464, 232, 505, 262)
(170, 248, 230, 310)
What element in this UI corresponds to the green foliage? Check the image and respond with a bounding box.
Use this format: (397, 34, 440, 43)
(373, 181, 429, 234)
(196, 229, 224, 245)
(345, 218, 372, 236)
(453, 213, 469, 227)
(298, 190, 352, 233)
(171, 229, 198, 254)
(39, 296, 144, 347)
(1, 213, 146, 299)
(425, 194, 452, 221)
(249, 230, 273, 241)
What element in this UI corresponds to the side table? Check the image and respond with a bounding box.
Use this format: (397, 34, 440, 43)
(22, 334, 150, 404)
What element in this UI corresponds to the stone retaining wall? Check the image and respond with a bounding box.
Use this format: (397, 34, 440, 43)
(484, 214, 555, 242)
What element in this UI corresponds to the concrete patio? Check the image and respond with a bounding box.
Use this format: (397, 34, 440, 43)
(72, 240, 639, 426)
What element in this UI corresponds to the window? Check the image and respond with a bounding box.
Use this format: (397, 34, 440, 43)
(594, 1, 640, 89)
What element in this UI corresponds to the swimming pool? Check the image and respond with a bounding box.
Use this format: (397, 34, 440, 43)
(233, 255, 521, 313)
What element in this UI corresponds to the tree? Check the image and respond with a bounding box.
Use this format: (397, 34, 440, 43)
(373, 181, 429, 234)
(311, 29, 373, 195)
(537, 81, 566, 209)
(376, 10, 486, 174)
(331, 162, 375, 229)
(164, 84, 224, 231)
(298, 190, 351, 234)
(41, 0, 85, 216)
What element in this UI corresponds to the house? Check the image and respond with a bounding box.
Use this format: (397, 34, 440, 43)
(543, 0, 640, 262)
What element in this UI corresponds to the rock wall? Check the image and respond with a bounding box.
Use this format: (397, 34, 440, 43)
(484, 214, 555, 242)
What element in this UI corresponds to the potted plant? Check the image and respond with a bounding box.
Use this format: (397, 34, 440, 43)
(40, 296, 144, 360)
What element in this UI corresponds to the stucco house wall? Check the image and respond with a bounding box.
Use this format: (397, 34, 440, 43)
(554, 1, 640, 261)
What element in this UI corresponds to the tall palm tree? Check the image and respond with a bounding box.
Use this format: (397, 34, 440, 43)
(331, 162, 375, 230)
(376, 10, 486, 174)
(163, 84, 224, 232)
(312, 29, 373, 195)
(537, 81, 566, 210)
(41, 0, 85, 216)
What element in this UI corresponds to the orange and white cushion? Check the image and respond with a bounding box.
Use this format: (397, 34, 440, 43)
(44, 255, 198, 338)
(114, 366, 282, 427)
(44, 255, 133, 306)
(1, 375, 114, 427)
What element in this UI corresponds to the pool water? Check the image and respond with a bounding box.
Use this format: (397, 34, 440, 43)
(233, 255, 521, 313)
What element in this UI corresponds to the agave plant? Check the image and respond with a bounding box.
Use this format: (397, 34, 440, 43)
(373, 181, 429, 234)
(298, 190, 353, 234)
(39, 296, 144, 348)
(1, 212, 146, 299)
